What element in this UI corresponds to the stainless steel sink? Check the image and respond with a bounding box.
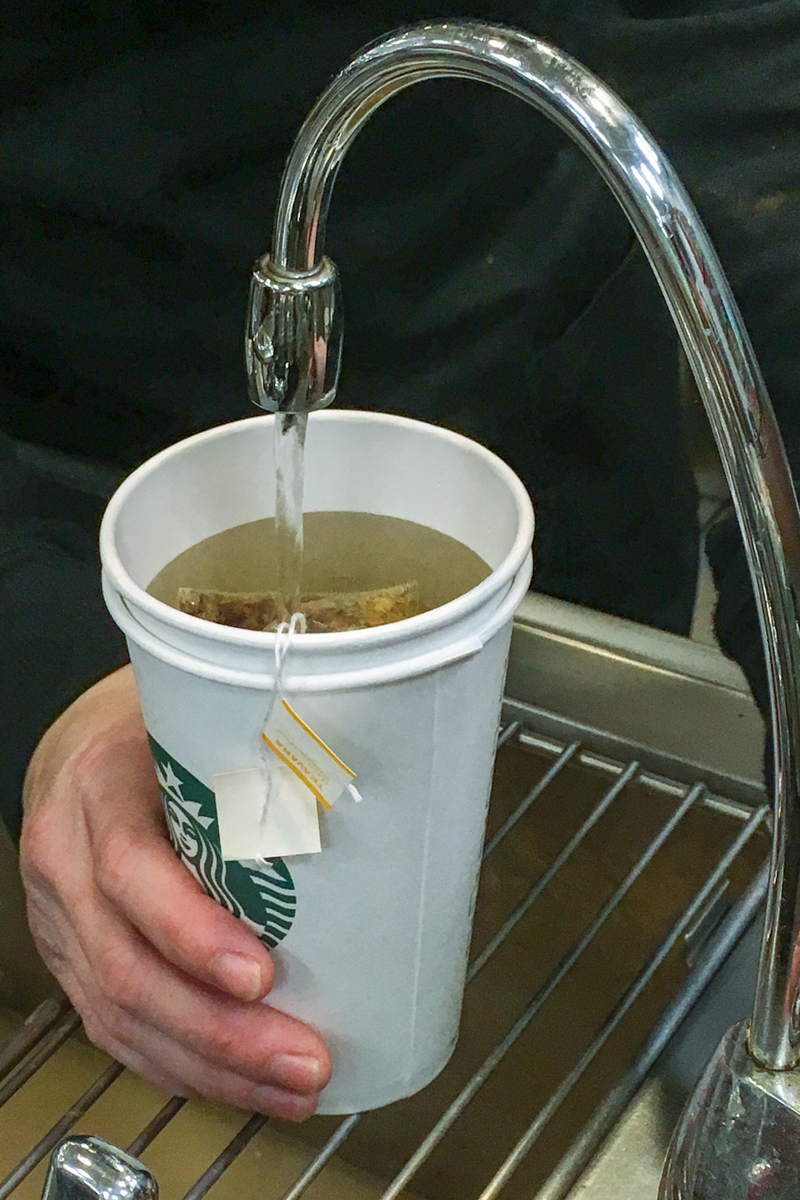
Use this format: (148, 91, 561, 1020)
(0, 595, 769, 1200)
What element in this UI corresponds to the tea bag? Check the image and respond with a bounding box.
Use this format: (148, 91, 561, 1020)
(176, 580, 420, 633)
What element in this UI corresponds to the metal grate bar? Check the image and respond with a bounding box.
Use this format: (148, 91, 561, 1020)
(0, 995, 71, 1084)
(181, 1113, 268, 1200)
(536, 860, 769, 1200)
(126, 1096, 188, 1158)
(475, 804, 770, 1200)
(267, 756, 642, 1200)
(0, 1060, 124, 1200)
(496, 722, 521, 750)
(0, 721, 770, 1200)
(468, 760, 641, 982)
(514, 721, 765, 815)
(0, 1010, 82, 1110)
(482, 742, 581, 859)
(375, 780, 706, 1200)
(276, 1114, 362, 1200)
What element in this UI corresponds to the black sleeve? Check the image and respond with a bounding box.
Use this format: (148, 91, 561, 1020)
(0, 433, 127, 842)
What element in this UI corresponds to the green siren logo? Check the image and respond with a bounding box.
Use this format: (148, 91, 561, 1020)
(149, 737, 296, 948)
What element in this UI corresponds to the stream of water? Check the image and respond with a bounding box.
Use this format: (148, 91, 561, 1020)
(274, 412, 307, 618)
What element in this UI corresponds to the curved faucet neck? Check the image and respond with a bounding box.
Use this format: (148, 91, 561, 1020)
(253, 18, 800, 1070)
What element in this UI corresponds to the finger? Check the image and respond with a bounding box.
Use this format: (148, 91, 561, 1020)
(70, 879, 331, 1092)
(93, 812, 276, 1002)
(83, 739, 276, 1002)
(63, 963, 320, 1121)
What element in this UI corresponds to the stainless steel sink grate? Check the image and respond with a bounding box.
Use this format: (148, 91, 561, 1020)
(0, 711, 771, 1200)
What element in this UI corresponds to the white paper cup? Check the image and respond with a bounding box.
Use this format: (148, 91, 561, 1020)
(100, 410, 534, 1113)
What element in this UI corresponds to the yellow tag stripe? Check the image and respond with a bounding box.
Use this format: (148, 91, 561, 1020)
(262, 734, 333, 809)
(281, 700, 356, 776)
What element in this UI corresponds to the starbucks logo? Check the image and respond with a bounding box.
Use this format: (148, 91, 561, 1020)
(149, 737, 296, 948)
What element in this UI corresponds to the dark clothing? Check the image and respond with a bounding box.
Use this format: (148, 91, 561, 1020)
(2, 0, 795, 835)
(0, 434, 126, 840)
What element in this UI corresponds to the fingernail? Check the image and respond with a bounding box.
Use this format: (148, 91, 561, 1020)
(210, 952, 264, 1001)
(250, 1085, 319, 1120)
(270, 1053, 325, 1093)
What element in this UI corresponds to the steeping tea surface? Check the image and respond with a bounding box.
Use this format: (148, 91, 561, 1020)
(148, 511, 491, 630)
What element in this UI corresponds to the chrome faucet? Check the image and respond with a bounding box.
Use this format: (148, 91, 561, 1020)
(246, 21, 800, 1194)
(42, 1138, 157, 1200)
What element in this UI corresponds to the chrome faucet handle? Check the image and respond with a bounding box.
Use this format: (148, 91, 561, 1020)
(42, 1137, 158, 1200)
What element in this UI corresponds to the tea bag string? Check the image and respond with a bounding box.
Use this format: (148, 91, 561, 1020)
(255, 614, 362, 874)
(263, 610, 307, 733)
(254, 612, 306, 871)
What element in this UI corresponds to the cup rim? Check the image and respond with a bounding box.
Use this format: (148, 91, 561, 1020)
(100, 409, 535, 653)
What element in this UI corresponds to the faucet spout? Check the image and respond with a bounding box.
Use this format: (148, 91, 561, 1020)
(248, 19, 800, 1071)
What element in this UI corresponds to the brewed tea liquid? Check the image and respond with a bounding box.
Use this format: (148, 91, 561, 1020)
(148, 512, 491, 617)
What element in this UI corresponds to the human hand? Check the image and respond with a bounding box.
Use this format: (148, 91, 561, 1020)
(20, 665, 331, 1119)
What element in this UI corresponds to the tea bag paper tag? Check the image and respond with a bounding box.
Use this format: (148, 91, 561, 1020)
(214, 762, 321, 860)
(262, 699, 357, 810)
